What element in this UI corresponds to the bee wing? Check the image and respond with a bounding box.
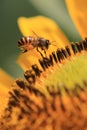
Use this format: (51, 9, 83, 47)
(17, 16, 70, 49)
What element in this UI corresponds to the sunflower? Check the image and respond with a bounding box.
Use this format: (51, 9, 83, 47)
(0, 0, 87, 130)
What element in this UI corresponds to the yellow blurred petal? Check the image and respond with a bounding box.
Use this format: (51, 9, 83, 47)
(17, 16, 69, 48)
(17, 50, 41, 70)
(0, 69, 14, 115)
(0, 69, 14, 89)
(66, 0, 87, 38)
(0, 89, 9, 116)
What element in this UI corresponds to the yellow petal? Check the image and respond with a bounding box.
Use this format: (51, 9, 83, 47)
(0, 69, 14, 88)
(17, 50, 41, 70)
(0, 69, 14, 115)
(66, 0, 87, 38)
(17, 16, 70, 69)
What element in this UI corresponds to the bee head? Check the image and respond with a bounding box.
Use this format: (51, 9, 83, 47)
(45, 40, 50, 49)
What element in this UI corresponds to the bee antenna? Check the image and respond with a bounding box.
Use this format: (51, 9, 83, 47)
(31, 30, 39, 37)
(50, 41, 56, 46)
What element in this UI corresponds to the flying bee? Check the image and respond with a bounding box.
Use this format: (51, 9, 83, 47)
(18, 35, 51, 57)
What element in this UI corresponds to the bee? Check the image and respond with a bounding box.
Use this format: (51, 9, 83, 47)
(18, 35, 51, 57)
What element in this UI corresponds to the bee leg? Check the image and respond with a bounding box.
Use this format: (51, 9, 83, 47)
(43, 49, 47, 57)
(36, 47, 44, 58)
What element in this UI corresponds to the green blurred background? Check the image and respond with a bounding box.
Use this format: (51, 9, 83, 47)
(0, 0, 81, 78)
